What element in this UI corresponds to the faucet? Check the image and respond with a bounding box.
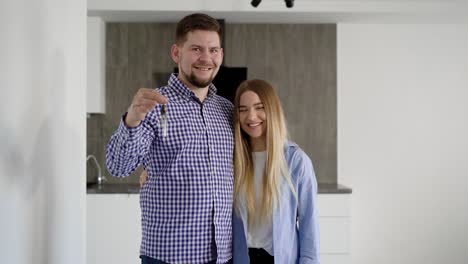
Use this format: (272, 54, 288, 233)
(86, 154, 107, 185)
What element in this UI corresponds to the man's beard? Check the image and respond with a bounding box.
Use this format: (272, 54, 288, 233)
(181, 67, 216, 89)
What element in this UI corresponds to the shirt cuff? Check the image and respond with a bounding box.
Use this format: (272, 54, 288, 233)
(117, 112, 142, 139)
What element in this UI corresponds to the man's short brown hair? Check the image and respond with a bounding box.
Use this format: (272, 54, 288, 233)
(175, 13, 222, 46)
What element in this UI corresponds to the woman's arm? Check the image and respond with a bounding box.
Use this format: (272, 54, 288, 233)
(294, 149, 320, 264)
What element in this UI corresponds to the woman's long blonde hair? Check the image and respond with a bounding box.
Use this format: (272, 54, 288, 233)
(233, 79, 297, 227)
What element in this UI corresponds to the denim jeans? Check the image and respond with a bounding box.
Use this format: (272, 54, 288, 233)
(248, 248, 274, 264)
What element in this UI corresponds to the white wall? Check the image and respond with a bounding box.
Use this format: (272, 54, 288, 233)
(0, 0, 86, 263)
(338, 24, 468, 264)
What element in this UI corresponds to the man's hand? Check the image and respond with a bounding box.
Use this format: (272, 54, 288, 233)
(139, 169, 149, 188)
(125, 88, 168, 127)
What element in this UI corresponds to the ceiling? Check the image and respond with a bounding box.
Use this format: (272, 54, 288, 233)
(88, 0, 468, 23)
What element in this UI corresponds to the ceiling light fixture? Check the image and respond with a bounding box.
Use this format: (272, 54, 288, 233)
(250, 0, 294, 8)
(251, 0, 262, 7)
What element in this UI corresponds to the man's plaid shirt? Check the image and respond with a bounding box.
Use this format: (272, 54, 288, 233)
(106, 74, 234, 264)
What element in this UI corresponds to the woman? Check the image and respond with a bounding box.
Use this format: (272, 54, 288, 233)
(232, 79, 320, 264)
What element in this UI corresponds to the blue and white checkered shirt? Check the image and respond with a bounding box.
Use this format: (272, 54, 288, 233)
(106, 74, 234, 264)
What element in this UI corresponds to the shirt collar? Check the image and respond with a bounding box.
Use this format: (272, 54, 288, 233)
(168, 73, 218, 102)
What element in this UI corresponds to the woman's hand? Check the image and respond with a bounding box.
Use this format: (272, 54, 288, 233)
(139, 169, 149, 188)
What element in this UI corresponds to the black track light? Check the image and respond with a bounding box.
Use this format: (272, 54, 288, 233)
(251, 0, 261, 7)
(285, 0, 294, 8)
(250, 0, 294, 8)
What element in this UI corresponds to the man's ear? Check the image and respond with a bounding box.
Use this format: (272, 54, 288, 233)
(171, 44, 180, 64)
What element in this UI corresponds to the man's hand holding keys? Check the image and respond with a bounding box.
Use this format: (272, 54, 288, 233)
(125, 88, 169, 128)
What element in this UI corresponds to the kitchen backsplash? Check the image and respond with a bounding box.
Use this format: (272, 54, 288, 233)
(87, 23, 336, 184)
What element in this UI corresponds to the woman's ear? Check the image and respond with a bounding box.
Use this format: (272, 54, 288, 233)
(171, 44, 180, 64)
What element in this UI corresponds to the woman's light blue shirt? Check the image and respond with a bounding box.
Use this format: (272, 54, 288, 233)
(233, 142, 320, 264)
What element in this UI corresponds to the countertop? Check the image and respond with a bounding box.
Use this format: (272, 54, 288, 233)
(87, 183, 352, 194)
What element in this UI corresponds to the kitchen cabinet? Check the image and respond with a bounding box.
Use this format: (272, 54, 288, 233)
(318, 194, 351, 264)
(87, 16, 106, 113)
(87, 194, 140, 264)
(87, 193, 351, 264)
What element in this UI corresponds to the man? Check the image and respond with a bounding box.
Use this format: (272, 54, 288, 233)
(106, 13, 234, 264)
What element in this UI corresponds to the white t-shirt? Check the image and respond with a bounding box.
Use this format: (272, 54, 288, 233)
(247, 151, 274, 255)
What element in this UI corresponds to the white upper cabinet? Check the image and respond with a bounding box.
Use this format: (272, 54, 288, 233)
(87, 16, 106, 114)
